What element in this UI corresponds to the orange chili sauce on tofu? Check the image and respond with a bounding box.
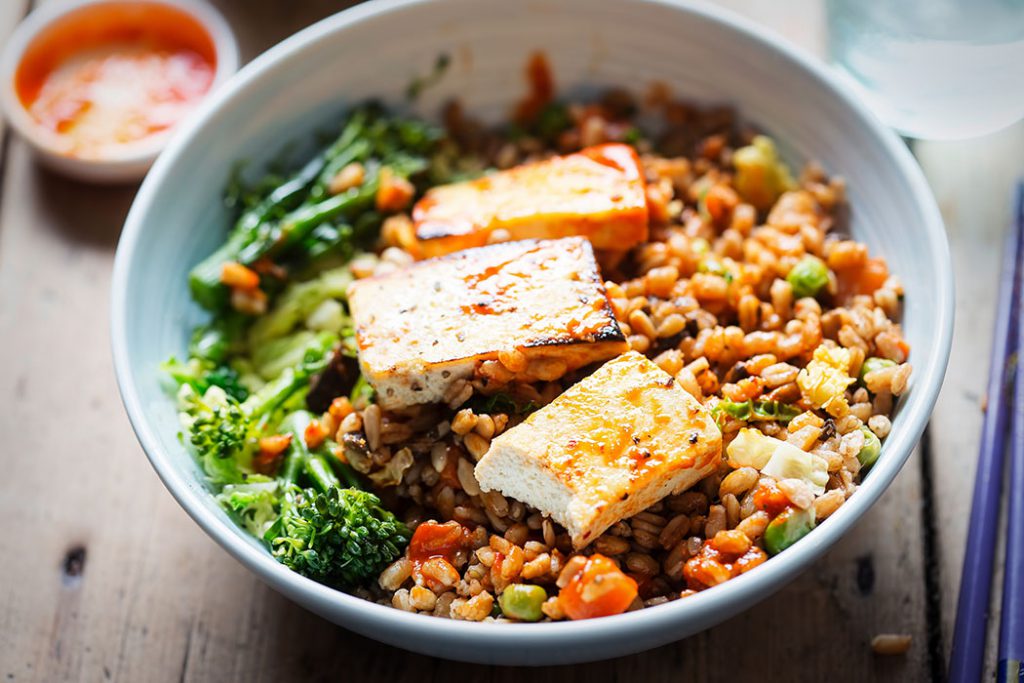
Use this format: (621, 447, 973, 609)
(14, 2, 217, 159)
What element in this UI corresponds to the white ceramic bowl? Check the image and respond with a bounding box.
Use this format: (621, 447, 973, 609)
(111, 0, 953, 665)
(0, 0, 239, 183)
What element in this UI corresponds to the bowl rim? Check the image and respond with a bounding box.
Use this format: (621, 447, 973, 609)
(111, 0, 954, 648)
(0, 0, 240, 173)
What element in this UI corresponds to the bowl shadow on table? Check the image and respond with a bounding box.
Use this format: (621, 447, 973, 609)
(25, 157, 138, 249)
(239, 475, 925, 683)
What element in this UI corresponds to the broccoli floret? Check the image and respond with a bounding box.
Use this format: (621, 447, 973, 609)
(218, 481, 280, 536)
(177, 385, 258, 485)
(175, 343, 333, 486)
(259, 410, 408, 588)
(266, 486, 410, 589)
(164, 357, 250, 401)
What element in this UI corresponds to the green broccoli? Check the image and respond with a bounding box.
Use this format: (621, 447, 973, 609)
(217, 481, 280, 537)
(176, 385, 259, 485)
(264, 410, 409, 588)
(175, 343, 334, 486)
(163, 356, 249, 402)
(267, 486, 409, 589)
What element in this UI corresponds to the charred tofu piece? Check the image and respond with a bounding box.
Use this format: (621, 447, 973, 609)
(411, 143, 648, 258)
(347, 237, 628, 410)
(475, 351, 722, 549)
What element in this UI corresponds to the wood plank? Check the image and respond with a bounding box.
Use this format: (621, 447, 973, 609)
(0, 0, 936, 681)
(915, 119, 1024, 680)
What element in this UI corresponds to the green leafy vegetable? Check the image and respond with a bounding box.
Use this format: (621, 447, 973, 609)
(349, 374, 376, 406)
(218, 481, 280, 536)
(163, 357, 249, 402)
(535, 102, 572, 141)
(176, 385, 259, 486)
(248, 266, 352, 347)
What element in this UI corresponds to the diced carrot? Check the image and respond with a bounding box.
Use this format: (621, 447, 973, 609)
(304, 419, 327, 449)
(375, 167, 415, 213)
(856, 257, 889, 295)
(703, 184, 739, 224)
(752, 478, 791, 517)
(254, 434, 292, 474)
(836, 257, 889, 300)
(220, 261, 260, 290)
(328, 396, 355, 421)
(558, 554, 638, 620)
(258, 433, 292, 456)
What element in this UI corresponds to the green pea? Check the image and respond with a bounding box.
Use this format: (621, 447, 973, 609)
(498, 584, 547, 622)
(859, 357, 897, 383)
(857, 426, 882, 469)
(786, 256, 830, 299)
(763, 506, 816, 556)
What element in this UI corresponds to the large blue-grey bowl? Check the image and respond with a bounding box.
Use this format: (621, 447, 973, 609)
(111, 0, 953, 665)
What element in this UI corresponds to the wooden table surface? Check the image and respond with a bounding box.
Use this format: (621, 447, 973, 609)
(1, 1, 1021, 681)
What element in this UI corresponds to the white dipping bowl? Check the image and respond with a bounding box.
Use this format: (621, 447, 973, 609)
(0, 0, 239, 183)
(111, 0, 953, 665)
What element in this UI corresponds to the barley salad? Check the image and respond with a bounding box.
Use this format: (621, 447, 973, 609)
(164, 55, 911, 623)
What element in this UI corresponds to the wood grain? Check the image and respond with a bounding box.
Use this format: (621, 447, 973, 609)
(915, 120, 1024, 682)
(0, 0, 1000, 680)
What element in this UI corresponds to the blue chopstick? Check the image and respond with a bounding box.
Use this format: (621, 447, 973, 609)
(950, 182, 1024, 683)
(999, 186, 1024, 683)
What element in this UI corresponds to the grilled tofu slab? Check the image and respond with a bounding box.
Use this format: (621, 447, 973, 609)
(347, 237, 628, 410)
(475, 351, 722, 549)
(410, 143, 648, 258)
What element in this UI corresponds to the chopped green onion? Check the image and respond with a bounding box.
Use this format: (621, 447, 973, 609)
(860, 357, 897, 383)
(713, 399, 801, 427)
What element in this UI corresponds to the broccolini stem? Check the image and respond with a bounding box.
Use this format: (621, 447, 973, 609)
(304, 453, 340, 494)
(331, 456, 364, 491)
(187, 112, 375, 311)
(242, 367, 304, 419)
(278, 410, 341, 493)
(277, 411, 315, 486)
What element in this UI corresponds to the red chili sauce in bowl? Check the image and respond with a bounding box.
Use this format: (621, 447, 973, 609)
(13, 2, 217, 160)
